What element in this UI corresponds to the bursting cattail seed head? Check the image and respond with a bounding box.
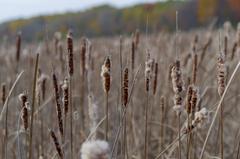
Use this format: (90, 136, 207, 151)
(123, 67, 129, 106)
(18, 93, 28, 130)
(217, 53, 226, 96)
(81, 140, 110, 159)
(101, 56, 111, 93)
(62, 78, 69, 115)
(67, 31, 74, 76)
(145, 53, 154, 92)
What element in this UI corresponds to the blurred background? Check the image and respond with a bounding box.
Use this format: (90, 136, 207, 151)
(0, 0, 240, 41)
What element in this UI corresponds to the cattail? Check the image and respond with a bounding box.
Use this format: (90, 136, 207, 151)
(217, 53, 226, 96)
(101, 56, 111, 93)
(16, 32, 21, 62)
(171, 60, 184, 93)
(67, 31, 74, 76)
(190, 86, 199, 118)
(186, 85, 193, 114)
(145, 53, 154, 92)
(192, 53, 198, 85)
(81, 38, 87, 75)
(1, 83, 6, 104)
(62, 78, 69, 115)
(231, 42, 237, 61)
(81, 140, 110, 159)
(49, 130, 63, 159)
(18, 93, 28, 130)
(171, 60, 184, 113)
(131, 35, 135, 71)
(223, 33, 228, 58)
(123, 67, 129, 106)
(153, 62, 158, 95)
(52, 73, 63, 137)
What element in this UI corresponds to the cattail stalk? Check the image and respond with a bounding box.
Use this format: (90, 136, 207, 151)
(28, 53, 39, 159)
(144, 53, 152, 159)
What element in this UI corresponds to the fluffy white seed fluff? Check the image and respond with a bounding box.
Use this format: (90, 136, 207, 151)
(81, 140, 110, 159)
(193, 107, 209, 128)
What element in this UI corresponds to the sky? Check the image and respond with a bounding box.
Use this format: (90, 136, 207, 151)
(0, 0, 160, 23)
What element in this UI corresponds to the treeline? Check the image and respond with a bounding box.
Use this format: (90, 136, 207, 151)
(0, 0, 240, 42)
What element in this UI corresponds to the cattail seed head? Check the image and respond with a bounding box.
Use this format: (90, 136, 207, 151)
(153, 62, 158, 95)
(190, 86, 199, 118)
(186, 85, 193, 114)
(217, 53, 226, 96)
(101, 56, 111, 93)
(18, 93, 28, 130)
(171, 60, 184, 93)
(16, 32, 21, 62)
(52, 73, 63, 136)
(67, 31, 74, 76)
(131, 35, 135, 71)
(1, 83, 6, 104)
(81, 140, 110, 159)
(145, 53, 154, 92)
(49, 130, 63, 159)
(81, 38, 87, 75)
(61, 78, 69, 115)
(123, 67, 129, 106)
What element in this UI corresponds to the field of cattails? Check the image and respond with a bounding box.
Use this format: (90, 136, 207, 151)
(1, 21, 240, 159)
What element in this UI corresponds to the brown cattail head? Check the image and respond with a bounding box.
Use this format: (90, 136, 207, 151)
(231, 42, 237, 61)
(101, 56, 111, 93)
(123, 67, 129, 106)
(217, 53, 226, 96)
(192, 34, 198, 53)
(131, 35, 135, 71)
(49, 129, 63, 159)
(81, 37, 87, 75)
(1, 83, 6, 104)
(192, 53, 198, 85)
(67, 31, 74, 76)
(16, 32, 21, 62)
(18, 93, 28, 130)
(224, 33, 228, 58)
(52, 73, 63, 136)
(190, 86, 199, 118)
(61, 78, 69, 115)
(145, 52, 154, 92)
(186, 85, 193, 114)
(153, 62, 158, 95)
